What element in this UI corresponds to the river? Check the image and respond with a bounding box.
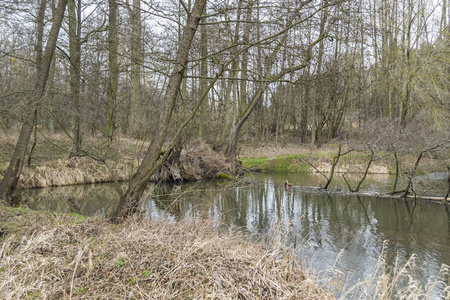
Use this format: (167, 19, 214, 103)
(23, 172, 450, 297)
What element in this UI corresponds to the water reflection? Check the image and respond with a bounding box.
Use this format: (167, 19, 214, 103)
(23, 174, 450, 295)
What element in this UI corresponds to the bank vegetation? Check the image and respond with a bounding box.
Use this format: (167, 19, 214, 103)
(1, 206, 448, 299)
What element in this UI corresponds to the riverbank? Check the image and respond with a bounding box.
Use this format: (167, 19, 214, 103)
(0, 133, 235, 188)
(239, 143, 449, 176)
(0, 206, 331, 299)
(0, 131, 448, 189)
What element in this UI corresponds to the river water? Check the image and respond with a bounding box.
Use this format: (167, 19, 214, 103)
(23, 172, 450, 297)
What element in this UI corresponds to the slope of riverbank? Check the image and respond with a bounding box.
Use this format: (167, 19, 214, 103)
(0, 206, 330, 299)
(0, 131, 448, 189)
(239, 143, 449, 175)
(0, 133, 235, 188)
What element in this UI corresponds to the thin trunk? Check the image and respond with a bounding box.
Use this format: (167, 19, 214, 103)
(198, 5, 208, 139)
(311, 3, 327, 146)
(219, 0, 243, 146)
(28, 0, 47, 166)
(239, 1, 252, 116)
(69, 0, 82, 154)
(300, 66, 310, 142)
(105, 0, 118, 138)
(129, 0, 142, 133)
(36, 0, 47, 77)
(441, 0, 448, 32)
(47, 51, 56, 133)
(400, 0, 413, 127)
(0, 0, 68, 202)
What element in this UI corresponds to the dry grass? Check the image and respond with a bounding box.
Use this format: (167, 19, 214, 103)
(0, 207, 330, 299)
(1, 207, 449, 299)
(337, 241, 450, 299)
(18, 157, 132, 188)
(0, 130, 235, 187)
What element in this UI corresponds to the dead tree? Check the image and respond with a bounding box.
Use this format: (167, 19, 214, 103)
(305, 144, 353, 190)
(401, 141, 449, 198)
(343, 144, 374, 192)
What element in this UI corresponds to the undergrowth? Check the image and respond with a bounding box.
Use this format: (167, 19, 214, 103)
(0, 206, 329, 299)
(1, 206, 448, 299)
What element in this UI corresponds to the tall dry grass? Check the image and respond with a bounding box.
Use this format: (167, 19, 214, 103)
(19, 157, 132, 188)
(336, 241, 450, 299)
(1, 206, 449, 299)
(0, 207, 330, 299)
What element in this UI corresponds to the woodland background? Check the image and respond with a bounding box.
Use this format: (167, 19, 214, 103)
(0, 0, 448, 153)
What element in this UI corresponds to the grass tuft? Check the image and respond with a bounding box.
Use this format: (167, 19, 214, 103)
(0, 206, 330, 299)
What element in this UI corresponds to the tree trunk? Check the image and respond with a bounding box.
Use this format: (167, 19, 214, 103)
(0, 0, 68, 202)
(69, 0, 82, 154)
(300, 67, 310, 142)
(239, 1, 252, 116)
(400, 0, 413, 127)
(310, 2, 327, 146)
(219, 0, 244, 147)
(129, 0, 142, 134)
(105, 0, 118, 138)
(111, 0, 207, 223)
(198, 5, 208, 139)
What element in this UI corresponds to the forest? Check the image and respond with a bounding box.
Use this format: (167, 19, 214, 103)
(0, 0, 449, 219)
(1, 1, 450, 298)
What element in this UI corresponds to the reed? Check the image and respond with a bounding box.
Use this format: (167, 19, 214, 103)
(337, 241, 450, 299)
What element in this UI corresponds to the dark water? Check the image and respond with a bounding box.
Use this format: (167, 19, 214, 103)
(24, 172, 450, 296)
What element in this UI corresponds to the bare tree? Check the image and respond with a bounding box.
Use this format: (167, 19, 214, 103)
(111, 0, 207, 222)
(105, 0, 118, 138)
(68, 0, 82, 154)
(0, 0, 68, 202)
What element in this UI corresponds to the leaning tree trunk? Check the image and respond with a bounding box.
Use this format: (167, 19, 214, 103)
(0, 0, 68, 202)
(111, 0, 207, 223)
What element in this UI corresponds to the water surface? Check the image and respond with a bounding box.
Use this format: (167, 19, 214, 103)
(24, 173, 450, 296)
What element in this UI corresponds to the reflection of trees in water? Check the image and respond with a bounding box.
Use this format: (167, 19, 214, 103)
(356, 196, 370, 224)
(152, 183, 182, 216)
(404, 200, 417, 230)
(24, 184, 122, 217)
(150, 183, 224, 221)
(23, 180, 450, 291)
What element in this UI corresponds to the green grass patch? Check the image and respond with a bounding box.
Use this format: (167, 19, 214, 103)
(239, 157, 270, 171)
(116, 257, 129, 268)
(69, 212, 87, 222)
(240, 155, 310, 173)
(0, 162, 9, 172)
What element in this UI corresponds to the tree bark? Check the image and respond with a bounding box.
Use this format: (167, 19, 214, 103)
(69, 0, 82, 154)
(239, 1, 253, 116)
(198, 5, 208, 139)
(105, 0, 118, 138)
(111, 0, 207, 223)
(0, 0, 68, 202)
(129, 0, 142, 134)
(219, 0, 244, 147)
(310, 1, 327, 146)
